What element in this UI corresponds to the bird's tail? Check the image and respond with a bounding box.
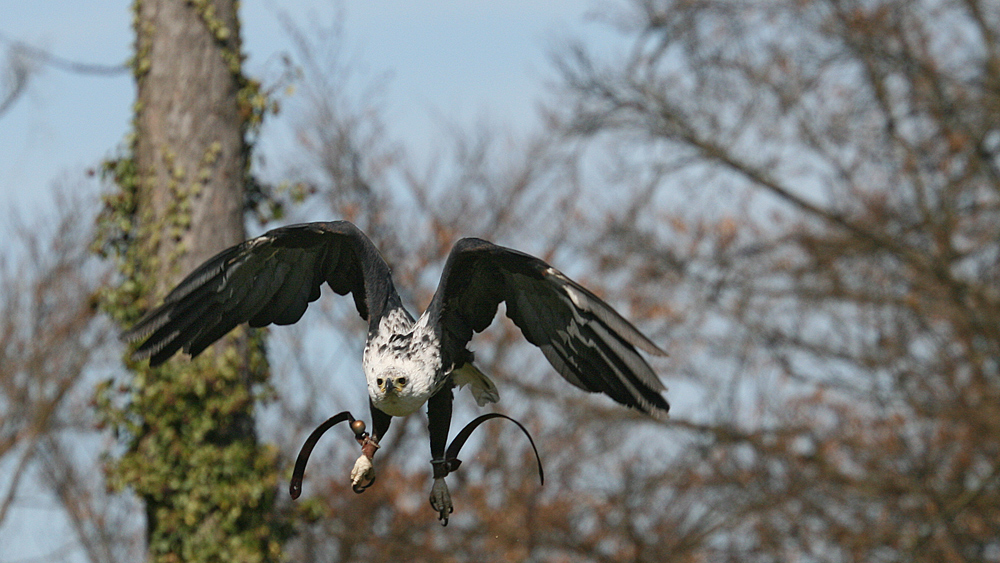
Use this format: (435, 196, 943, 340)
(452, 363, 499, 406)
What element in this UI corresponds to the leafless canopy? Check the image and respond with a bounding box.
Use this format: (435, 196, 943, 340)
(3, 0, 998, 561)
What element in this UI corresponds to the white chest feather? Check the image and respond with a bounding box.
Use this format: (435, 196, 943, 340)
(362, 309, 444, 416)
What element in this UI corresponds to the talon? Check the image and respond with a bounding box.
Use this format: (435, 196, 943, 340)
(429, 477, 453, 525)
(350, 454, 375, 493)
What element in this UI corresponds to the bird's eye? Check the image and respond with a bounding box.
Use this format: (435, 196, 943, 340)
(396, 377, 407, 386)
(376, 378, 384, 386)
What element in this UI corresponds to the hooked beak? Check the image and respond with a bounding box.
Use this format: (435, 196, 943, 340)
(378, 377, 405, 394)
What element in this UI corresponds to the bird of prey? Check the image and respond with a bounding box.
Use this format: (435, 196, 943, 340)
(123, 221, 669, 523)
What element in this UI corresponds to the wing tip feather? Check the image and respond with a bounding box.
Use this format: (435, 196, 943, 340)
(120, 314, 166, 344)
(637, 395, 671, 421)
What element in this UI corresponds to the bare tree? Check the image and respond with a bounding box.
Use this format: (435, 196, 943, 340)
(0, 191, 142, 563)
(9, 0, 995, 560)
(269, 0, 1000, 561)
(0, 31, 128, 118)
(264, 13, 685, 563)
(542, 0, 1000, 560)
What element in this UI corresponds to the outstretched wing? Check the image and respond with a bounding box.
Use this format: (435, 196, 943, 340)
(123, 221, 394, 366)
(426, 238, 669, 419)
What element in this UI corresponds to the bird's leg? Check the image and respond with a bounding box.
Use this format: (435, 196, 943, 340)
(427, 384, 456, 525)
(351, 401, 391, 493)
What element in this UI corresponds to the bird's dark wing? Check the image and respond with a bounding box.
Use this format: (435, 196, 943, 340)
(426, 238, 669, 419)
(122, 221, 394, 366)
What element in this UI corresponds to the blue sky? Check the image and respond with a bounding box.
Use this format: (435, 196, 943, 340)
(1, 0, 618, 218)
(0, 2, 619, 560)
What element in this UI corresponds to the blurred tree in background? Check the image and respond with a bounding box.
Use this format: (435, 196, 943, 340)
(540, 0, 1000, 559)
(1, 0, 998, 561)
(274, 0, 1000, 560)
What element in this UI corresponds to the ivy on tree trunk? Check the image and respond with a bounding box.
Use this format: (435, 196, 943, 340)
(93, 0, 290, 561)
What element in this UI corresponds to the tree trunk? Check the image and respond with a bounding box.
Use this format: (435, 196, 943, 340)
(134, 0, 246, 286)
(96, 0, 289, 560)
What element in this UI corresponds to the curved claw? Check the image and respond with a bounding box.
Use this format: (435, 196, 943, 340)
(445, 413, 544, 485)
(290, 411, 355, 499)
(429, 478, 453, 526)
(350, 454, 376, 493)
(352, 478, 377, 494)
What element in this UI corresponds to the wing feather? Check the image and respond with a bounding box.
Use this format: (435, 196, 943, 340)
(136, 295, 215, 361)
(123, 221, 394, 366)
(427, 238, 669, 419)
(255, 249, 307, 324)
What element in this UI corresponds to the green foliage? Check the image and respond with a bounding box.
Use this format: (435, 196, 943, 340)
(94, 151, 295, 560)
(95, 335, 290, 563)
(92, 2, 296, 560)
(92, 153, 147, 324)
(94, 159, 295, 561)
